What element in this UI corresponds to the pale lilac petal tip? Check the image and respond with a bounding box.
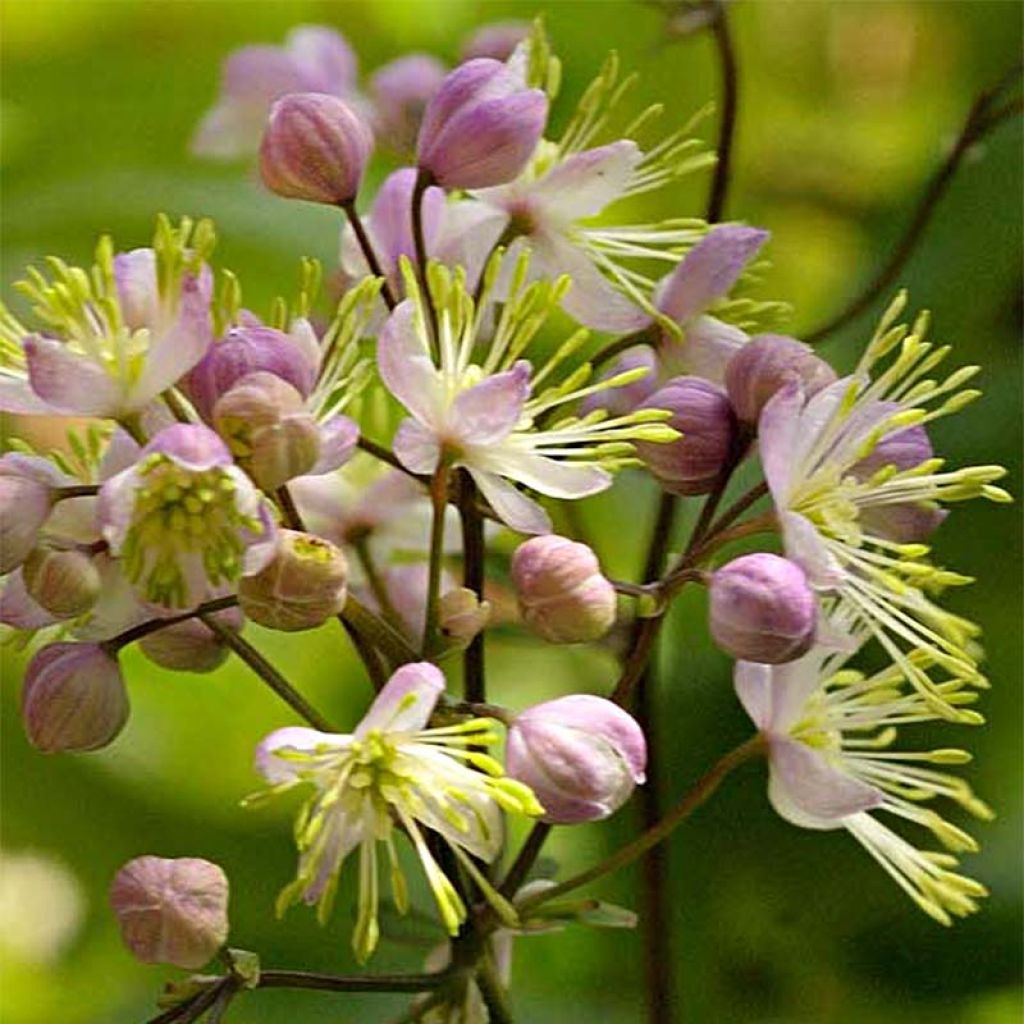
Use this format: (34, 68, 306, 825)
(356, 662, 445, 737)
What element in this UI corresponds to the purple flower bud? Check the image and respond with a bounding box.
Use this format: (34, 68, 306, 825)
(725, 334, 837, 424)
(109, 856, 229, 969)
(139, 606, 244, 673)
(22, 643, 128, 753)
(853, 417, 947, 542)
(709, 553, 817, 664)
(260, 93, 373, 206)
(439, 586, 491, 647)
(636, 377, 738, 495)
(214, 372, 321, 490)
(186, 324, 317, 421)
(511, 535, 616, 644)
(461, 21, 531, 62)
(506, 695, 647, 824)
(370, 55, 447, 157)
(22, 545, 101, 619)
(238, 529, 348, 631)
(417, 59, 548, 189)
(0, 456, 58, 574)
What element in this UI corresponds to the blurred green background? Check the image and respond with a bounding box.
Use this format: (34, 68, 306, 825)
(1, 1, 1020, 1022)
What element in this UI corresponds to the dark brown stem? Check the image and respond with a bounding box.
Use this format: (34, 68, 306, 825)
(412, 169, 441, 352)
(104, 595, 238, 653)
(457, 471, 487, 704)
(340, 614, 387, 691)
(590, 323, 660, 374)
(356, 436, 423, 479)
(54, 483, 100, 500)
(475, 955, 515, 1024)
(341, 201, 397, 310)
(805, 64, 1022, 343)
(258, 969, 449, 993)
(201, 615, 335, 731)
(706, 3, 738, 222)
(499, 822, 552, 897)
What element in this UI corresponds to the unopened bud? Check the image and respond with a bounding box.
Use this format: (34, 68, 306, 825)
(187, 324, 316, 421)
(709, 553, 817, 663)
(238, 530, 348, 631)
(0, 461, 54, 574)
(214, 372, 321, 490)
(506, 695, 647, 824)
(22, 643, 128, 753)
(260, 92, 373, 205)
(637, 377, 738, 495)
(417, 58, 548, 189)
(110, 856, 229, 969)
(22, 545, 101, 618)
(853, 417, 946, 542)
(725, 334, 837, 424)
(139, 607, 244, 673)
(370, 54, 447, 157)
(461, 21, 531, 62)
(439, 587, 491, 647)
(511, 536, 616, 644)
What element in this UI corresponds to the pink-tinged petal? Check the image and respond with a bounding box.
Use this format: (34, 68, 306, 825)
(255, 726, 346, 784)
(370, 168, 445, 269)
(113, 249, 159, 331)
(0, 571, 58, 630)
(532, 141, 642, 222)
(310, 415, 359, 474)
(451, 362, 530, 446)
(534, 235, 651, 334)
(656, 226, 769, 323)
(222, 45, 309, 103)
(24, 336, 123, 416)
(757, 379, 805, 502)
(142, 424, 232, 472)
(377, 301, 443, 425)
(732, 660, 774, 732)
(97, 468, 142, 553)
(0, 374, 57, 414)
(287, 318, 323, 379)
(468, 469, 551, 534)
(286, 25, 358, 95)
(472, 447, 611, 500)
(99, 429, 143, 480)
(665, 315, 747, 385)
(356, 661, 445, 737)
(768, 738, 882, 829)
(433, 200, 510, 290)
(240, 502, 279, 577)
(766, 655, 833, 733)
(0, 452, 73, 488)
(130, 275, 214, 409)
(44, 495, 101, 546)
(779, 511, 844, 590)
(393, 418, 441, 474)
(74, 555, 158, 642)
(788, 375, 858, 473)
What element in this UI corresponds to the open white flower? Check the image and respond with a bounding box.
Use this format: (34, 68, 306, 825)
(0, 217, 214, 421)
(736, 618, 991, 926)
(759, 294, 1010, 718)
(253, 662, 543, 961)
(471, 54, 714, 333)
(377, 258, 678, 533)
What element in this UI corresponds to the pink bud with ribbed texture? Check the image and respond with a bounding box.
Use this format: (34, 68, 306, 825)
(725, 334, 837, 424)
(636, 377, 738, 495)
(238, 529, 348, 631)
(110, 856, 229, 969)
(22, 643, 128, 753)
(506, 695, 646, 823)
(260, 92, 373, 205)
(139, 606, 244, 673)
(0, 455, 58, 574)
(417, 59, 547, 189)
(709, 553, 817, 664)
(22, 545, 101, 619)
(511, 535, 616, 644)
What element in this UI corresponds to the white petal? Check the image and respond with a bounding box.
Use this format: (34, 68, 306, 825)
(532, 141, 641, 222)
(24, 336, 124, 416)
(377, 301, 444, 424)
(664, 315, 747, 385)
(471, 446, 611, 499)
(768, 739, 882, 829)
(468, 469, 551, 534)
(393, 418, 441, 474)
(254, 726, 349, 784)
(757, 379, 805, 501)
(311, 416, 359, 474)
(780, 511, 844, 590)
(732, 660, 774, 732)
(356, 662, 445, 737)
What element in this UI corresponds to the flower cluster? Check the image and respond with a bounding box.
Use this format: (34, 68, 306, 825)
(4, 13, 1011, 1024)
